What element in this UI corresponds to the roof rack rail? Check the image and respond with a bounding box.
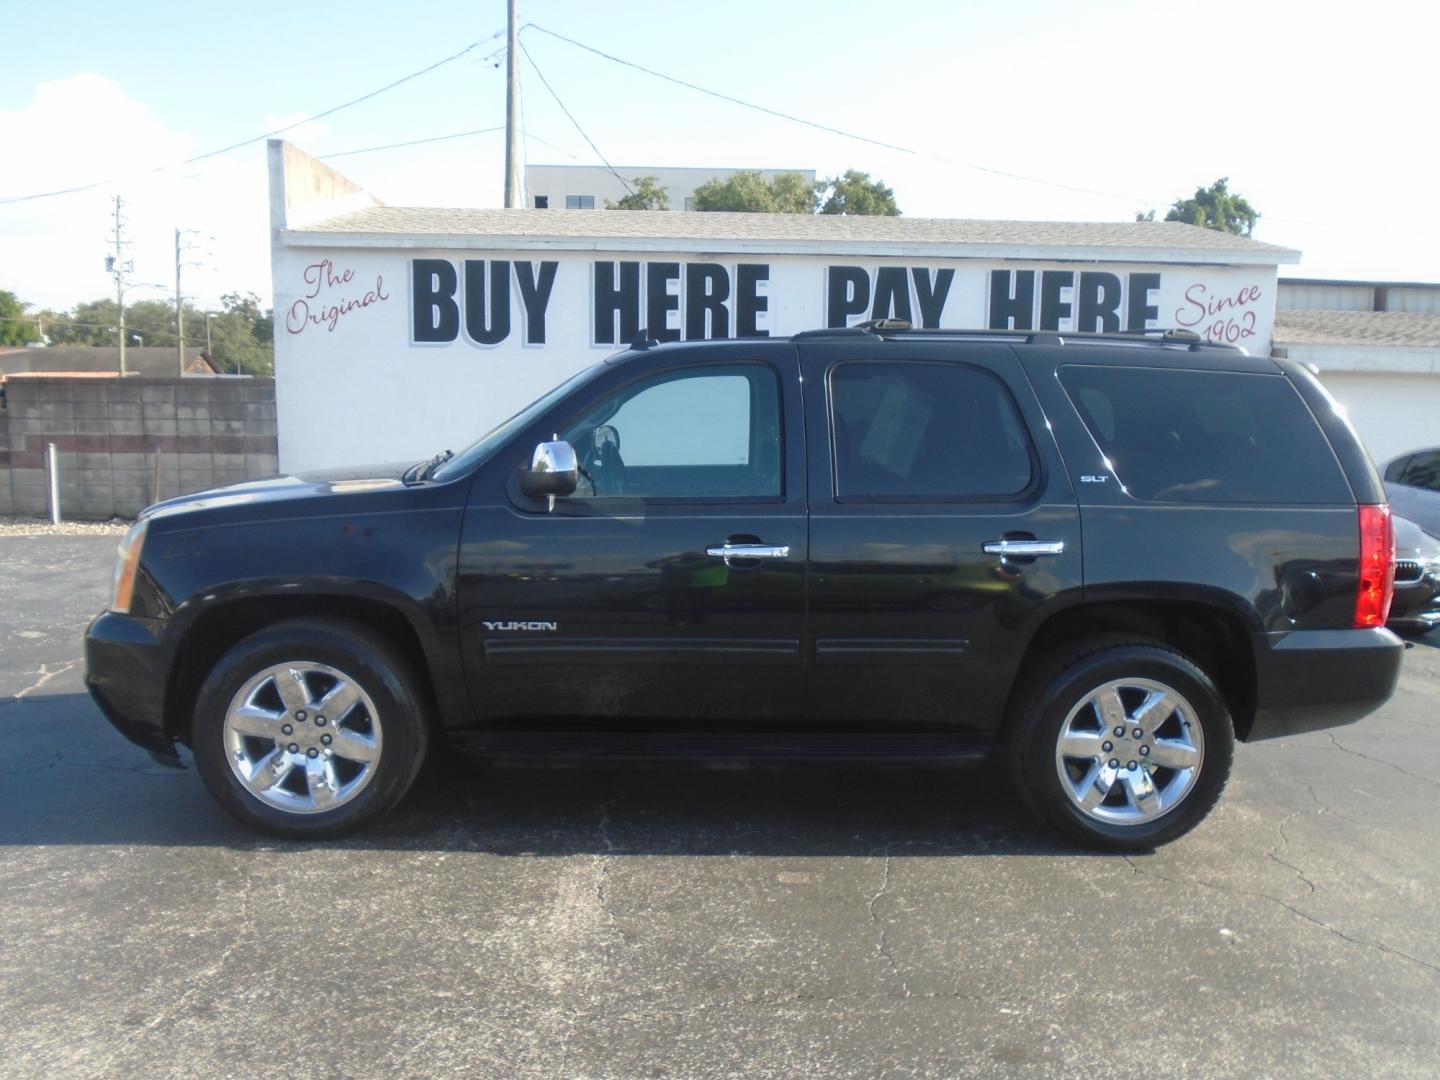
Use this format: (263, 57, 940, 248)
(788, 325, 1244, 351)
(792, 319, 913, 339)
(857, 318, 911, 334)
(1116, 327, 1203, 344)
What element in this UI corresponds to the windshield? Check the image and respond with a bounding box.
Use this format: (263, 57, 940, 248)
(429, 363, 604, 482)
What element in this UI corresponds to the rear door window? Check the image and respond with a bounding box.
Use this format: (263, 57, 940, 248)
(1059, 366, 1352, 505)
(829, 361, 1035, 500)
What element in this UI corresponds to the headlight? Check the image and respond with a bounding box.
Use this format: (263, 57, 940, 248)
(109, 518, 149, 614)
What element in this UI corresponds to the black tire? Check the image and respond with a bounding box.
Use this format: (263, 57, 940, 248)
(191, 617, 430, 838)
(1008, 637, 1234, 851)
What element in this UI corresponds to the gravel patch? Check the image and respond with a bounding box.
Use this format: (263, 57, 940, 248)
(0, 517, 130, 537)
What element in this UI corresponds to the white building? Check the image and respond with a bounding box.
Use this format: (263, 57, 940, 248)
(269, 141, 1303, 473)
(1274, 279, 1440, 465)
(525, 164, 817, 211)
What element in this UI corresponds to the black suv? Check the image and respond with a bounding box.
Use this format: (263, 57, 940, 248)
(85, 324, 1403, 849)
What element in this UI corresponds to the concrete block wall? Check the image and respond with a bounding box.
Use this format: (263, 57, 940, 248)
(0, 377, 278, 520)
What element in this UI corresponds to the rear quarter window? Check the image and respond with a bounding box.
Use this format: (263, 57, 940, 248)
(1059, 365, 1352, 505)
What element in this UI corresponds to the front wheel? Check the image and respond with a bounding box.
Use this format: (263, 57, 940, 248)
(191, 618, 430, 838)
(1010, 640, 1234, 851)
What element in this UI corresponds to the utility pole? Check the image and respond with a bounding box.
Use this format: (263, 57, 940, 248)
(174, 228, 185, 375)
(503, 0, 522, 208)
(173, 228, 206, 375)
(112, 196, 128, 375)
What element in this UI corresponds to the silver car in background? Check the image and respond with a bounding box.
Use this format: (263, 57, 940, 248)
(1389, 514, 1440, 634)
(1383, 449, 1440, 537)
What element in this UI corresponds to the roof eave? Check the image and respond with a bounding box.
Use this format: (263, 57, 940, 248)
(280, 229, 1299, 266)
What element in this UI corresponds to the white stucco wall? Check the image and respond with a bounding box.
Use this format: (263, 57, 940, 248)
(270, 243, 1281, 472)
(1316, 370, 1440, 466)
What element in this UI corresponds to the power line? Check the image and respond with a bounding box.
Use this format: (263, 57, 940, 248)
(520, 23, 1170, 208)
(523, 25, 915, 156)
(0, 32, 503, 206)
(528, 130, 581, 160)
(322, 127, 506, 159)
(518, 38, 633, 197)
(317, 125, 580, 162)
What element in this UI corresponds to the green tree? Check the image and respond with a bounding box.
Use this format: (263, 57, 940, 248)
(125, 299, 193, 347)
(26, 292, 274, 375)
(0, 290, 42, 346)
(206, 291, 274, 376)
(53, 298, 121, 346)
(767, 172, 821, 214)
(1164, 177, 1259, 236)
(691, 170, 819, 213)
(818, 169, 900, 216)
(606, 176, 670, 210)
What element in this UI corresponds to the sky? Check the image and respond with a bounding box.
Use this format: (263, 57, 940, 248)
(1, 0, 1437, 315)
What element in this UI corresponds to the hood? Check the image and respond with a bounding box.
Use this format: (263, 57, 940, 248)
(144, 460, 416, 521)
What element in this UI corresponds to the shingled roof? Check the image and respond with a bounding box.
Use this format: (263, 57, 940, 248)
(288, 208, 1298, 264)
(1274, 310, 1440, 348)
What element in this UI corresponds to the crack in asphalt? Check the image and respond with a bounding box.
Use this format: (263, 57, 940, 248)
(0, 746, 181, 779)
(867, 850, 912, 1000)
(1, 660, 80, 708)
(0, 747, 65, 777)
(1121, 854, 1440, 978)
(138, 861, 257, 1032)
(593, 801, 629, 946)
(1265, 811, 1319, 900)
(1326, 733, 1440, 791)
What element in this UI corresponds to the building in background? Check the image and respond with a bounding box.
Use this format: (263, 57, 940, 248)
(525, 164, 816, 211)
(0, 346, 218, 378)
(1274, 279, 1440, 465)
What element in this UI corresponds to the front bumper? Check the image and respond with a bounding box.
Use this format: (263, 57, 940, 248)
(1248, 627, 1405, 741)
(84, 611, 176, 759)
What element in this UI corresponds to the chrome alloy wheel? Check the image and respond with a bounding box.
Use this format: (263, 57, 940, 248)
(1054, 677, 1204, 826)
(222, 661, 383, 814)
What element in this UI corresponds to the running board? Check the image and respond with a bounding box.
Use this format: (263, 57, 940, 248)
(449, 731, 992, 764)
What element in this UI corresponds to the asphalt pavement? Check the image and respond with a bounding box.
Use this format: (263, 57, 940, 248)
(1, 535, 1438, 1078)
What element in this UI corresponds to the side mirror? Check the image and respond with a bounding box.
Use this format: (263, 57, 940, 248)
(518, 440, 579, 498)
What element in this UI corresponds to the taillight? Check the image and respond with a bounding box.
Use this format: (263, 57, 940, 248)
(1355, 504, 1394, 629)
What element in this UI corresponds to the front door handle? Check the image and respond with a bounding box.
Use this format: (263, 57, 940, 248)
(705, 542, 791, 566)
(982, 539, 1065, 558)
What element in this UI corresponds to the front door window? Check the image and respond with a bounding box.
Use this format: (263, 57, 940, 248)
(561, 365, 782, 499)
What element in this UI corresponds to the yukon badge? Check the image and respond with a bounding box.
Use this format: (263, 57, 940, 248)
(483, 620, 559, 632)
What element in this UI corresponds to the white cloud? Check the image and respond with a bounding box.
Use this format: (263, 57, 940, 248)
(0, 74, 273, 315)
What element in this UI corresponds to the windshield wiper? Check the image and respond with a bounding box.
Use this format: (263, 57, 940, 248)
(409, 449, 454, 483)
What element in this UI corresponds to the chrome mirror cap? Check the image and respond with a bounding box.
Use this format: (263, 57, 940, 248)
(531, 440, 577, 475)
(519, 440, 579, 497)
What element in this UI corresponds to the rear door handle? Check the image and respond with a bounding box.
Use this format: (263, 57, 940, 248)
(982, 539, 1065, 557)
(706, 542, 791, 566)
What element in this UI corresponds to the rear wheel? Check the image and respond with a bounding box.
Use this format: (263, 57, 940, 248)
(192, 618, 429, 838)
(1010, 640, 1233, 850)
